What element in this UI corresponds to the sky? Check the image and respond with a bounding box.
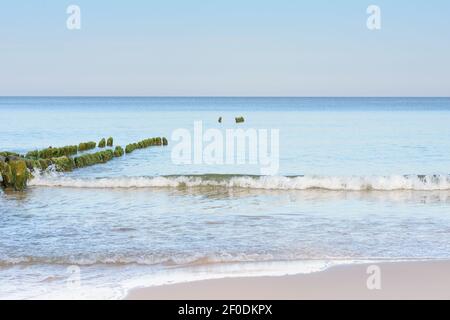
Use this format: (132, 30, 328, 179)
(0, 0, 449, 96)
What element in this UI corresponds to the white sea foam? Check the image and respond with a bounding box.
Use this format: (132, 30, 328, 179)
(28, 174, 450, 191)
(0, 259, 368, 300)
(0, 252, 279, 267)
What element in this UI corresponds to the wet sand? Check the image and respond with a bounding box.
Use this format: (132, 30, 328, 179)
(126, 260, 450, 300)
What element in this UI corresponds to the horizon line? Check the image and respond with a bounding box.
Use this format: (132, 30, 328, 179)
(1, 96, 449, 99)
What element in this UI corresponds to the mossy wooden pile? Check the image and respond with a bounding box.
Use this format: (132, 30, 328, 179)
(74, 150, 114, 168)
(26, 145, 78, 159)
(0, 158, 30, 191)
(52, 156, 75, 171)
(125, 137, 165, 154)
(235, 116, 245, 123)
(25, 137, 112, 159)
(78, 141, 96, 152)
(24, 158, 52, 171)
(1, 136, 168, 191)
(22, 156, 75, 172)
(114, 146, 124, 157)
(0, 151, 21, 157)
(98, 138, 106, 148)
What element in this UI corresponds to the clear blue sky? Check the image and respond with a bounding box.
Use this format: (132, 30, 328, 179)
(0, 0, 449, 96)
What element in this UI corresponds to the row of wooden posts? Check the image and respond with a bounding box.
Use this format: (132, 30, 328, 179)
(0, 136, 168, 191)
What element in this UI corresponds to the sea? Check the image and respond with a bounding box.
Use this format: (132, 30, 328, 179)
(1, 97, 450, 299)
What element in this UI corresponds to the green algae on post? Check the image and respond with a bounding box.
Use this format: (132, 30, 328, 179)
(0, 161, 13, 188)
(125, 143, 136, 154)
(74, 150, 114, 168)
(99, 149, 114, 163)
(24, 159, 43, 171)
(52, 156, 75, 172)
(26, 145, 78, 159)
(98, 138, 106, 148)
(114, 146, 124, 157)
(78, 141, 96, 152)
(0, 160, 30, 191)
(0, 151, 21, 158)
(125, 137, 168, 154)
(2, 136, 168, 191)
(12, 160, 31, 191)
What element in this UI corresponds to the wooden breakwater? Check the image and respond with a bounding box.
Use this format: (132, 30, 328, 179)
(125, 137, 168, 154)
(0, 136, 168, 191)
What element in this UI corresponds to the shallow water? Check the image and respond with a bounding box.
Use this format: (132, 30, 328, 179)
(1, 97, 450, 299)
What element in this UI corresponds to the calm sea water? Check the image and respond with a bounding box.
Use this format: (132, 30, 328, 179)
(1, 97, 450, 299)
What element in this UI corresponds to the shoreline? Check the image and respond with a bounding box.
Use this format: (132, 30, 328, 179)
(125, 260, 450, 300)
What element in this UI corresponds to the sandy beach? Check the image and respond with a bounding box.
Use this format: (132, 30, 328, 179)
(126, 260, 450, 300)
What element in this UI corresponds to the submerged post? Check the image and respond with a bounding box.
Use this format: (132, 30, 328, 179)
(235, 116, 245, 123)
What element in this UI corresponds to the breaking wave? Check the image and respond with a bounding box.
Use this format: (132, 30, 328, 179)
(28, 173, 450, 191)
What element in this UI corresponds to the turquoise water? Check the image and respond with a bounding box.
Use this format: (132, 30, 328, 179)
(1, 97, 450, 299)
